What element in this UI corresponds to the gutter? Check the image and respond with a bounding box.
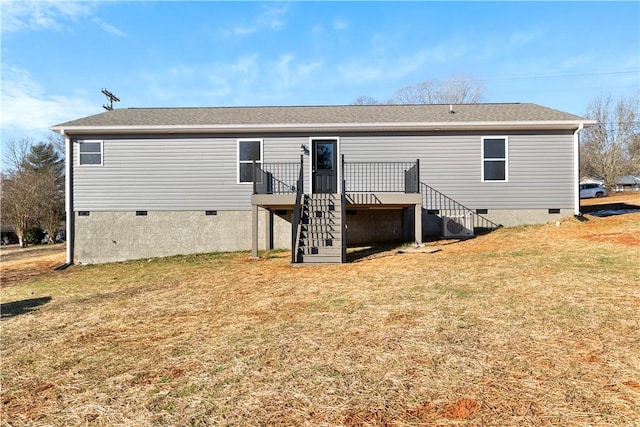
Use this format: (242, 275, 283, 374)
(574, 123, 585, 217)
(50, 120, 597, 135)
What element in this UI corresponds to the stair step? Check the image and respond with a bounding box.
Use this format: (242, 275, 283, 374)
(299, 254, 343, 264)
(303, 223, 341, 229)
(306, 201, 341, 208)
(301, 223, 340, 229)
(311, 210, 339, 218)
(299, 235, 341, 243)
(301, 211, 340, 222)
(300, 231, 340, 239)
(299, 239, 341, 248)
(297, 246, 343, 256)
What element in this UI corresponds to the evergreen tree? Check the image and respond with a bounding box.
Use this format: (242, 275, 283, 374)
(23, 142, 64, 175)
(23, 143, 65, 244)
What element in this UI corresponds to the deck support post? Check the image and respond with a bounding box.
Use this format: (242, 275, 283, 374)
(251, 204, 259, 258)
(414, 203, 422, 245)
(266, 209, 274, 250)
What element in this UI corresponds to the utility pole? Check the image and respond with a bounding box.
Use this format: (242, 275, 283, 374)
(101, 89, 120, 111)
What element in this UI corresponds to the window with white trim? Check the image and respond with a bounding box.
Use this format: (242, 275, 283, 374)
(238, 139, 263, 183)
(482, 137, 508, 181)
(78, 140, 103, 165)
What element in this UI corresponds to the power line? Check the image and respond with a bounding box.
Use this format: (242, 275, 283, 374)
(479, 70, 639, 83)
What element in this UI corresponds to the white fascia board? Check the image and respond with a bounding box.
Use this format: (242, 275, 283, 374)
(50, 119, 597, 135)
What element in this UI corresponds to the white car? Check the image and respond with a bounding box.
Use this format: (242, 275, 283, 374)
(579, 183, 607, 199)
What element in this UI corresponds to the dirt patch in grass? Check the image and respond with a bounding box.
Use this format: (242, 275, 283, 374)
(1, 208, 639, 426)
(582, 231, 640, 246)
(0, 245, 65, 288)
(441, 398, 479, 419)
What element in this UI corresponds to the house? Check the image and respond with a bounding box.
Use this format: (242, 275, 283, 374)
(1, 224, 17, 245)
(51, 103, 595, 265)
(580, 177, 604, 185)
(613, 175, 640, 192)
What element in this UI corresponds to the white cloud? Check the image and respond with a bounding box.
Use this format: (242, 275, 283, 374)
(1, 0, 123, 36)
(271, 54, 323, 98)
(138, 53, 324, 107)
(1, 0, 91, 32)
(0, 66, 98, 140)
(337, 63, 383, 84)
(257, 4, 287, 30)
(508, 31, 540, 48)
(336, 37, 475, 86)
(92, 17, 126, 37)
(333, 18, 348, 31)
(222, 4, 288, 37)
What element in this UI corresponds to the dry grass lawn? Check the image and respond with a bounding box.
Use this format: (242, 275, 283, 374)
(1, 194, 639, 426)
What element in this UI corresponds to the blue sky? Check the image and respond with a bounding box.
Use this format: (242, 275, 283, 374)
(1, 1, 638, 152)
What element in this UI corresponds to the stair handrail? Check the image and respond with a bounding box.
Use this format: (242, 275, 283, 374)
(420, 182, 502, 231)
(341, 155, 347, 263)
(291, 154, 305, 263)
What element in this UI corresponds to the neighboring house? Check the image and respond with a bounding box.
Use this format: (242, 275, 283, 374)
(613, 175, 640, 192)
(580, 177, 604, 185)
(51, 103, 595, 265)
(1, 224, 17, 245)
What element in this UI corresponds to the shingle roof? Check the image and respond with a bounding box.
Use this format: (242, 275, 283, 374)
(616, 175, 640, 185)
(51, 103, 593, 133)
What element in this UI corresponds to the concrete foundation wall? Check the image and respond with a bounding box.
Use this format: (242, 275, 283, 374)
(423, 208, 574, 237)
(74, 208, 573, 264)
(74, 210, 290, 264)
(479, 209, 573, 228)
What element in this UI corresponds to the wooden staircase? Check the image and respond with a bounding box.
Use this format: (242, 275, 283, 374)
(294, 193, 345, 264)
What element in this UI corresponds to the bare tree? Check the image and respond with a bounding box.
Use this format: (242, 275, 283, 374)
(1, 137, 66, 246)
(580, 94, 640, 189)
(46, 132, 66, 157)
(392, 76, 485, 104)
(1, 170, 40, 247)
(35, 169, 64, 244)
(353, 75, 485, 105)
(353, 95, 384, 105)
(627, 133, 640, 174)
(2, 137, 33, 172)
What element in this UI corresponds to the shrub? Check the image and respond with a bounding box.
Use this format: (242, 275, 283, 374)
(25, 227, 46, 245)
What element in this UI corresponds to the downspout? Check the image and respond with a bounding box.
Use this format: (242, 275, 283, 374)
(573, 123, 584, 216)
(63, 131, 74, 266)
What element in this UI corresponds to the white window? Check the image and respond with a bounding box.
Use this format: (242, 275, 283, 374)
(482, 137, 508, 181)
(237, 139, 263, 183)
(78, 140, 103, 166)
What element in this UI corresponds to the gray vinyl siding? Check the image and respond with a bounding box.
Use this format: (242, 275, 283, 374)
(73, 131, 575, 211)
(74, 136, 248, 211)
(73, 134, 311, 211)
(341, 132, 575, 209)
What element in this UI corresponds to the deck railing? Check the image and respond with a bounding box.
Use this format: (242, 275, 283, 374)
(254, 158, 420, 194)
(342, 158, 420, 193)
(253, 162, 301, 194)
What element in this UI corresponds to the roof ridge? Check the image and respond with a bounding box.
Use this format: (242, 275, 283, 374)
(121, 102, 530, 111)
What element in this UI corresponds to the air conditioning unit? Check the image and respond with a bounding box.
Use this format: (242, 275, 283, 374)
(442, 213, 474, 238)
